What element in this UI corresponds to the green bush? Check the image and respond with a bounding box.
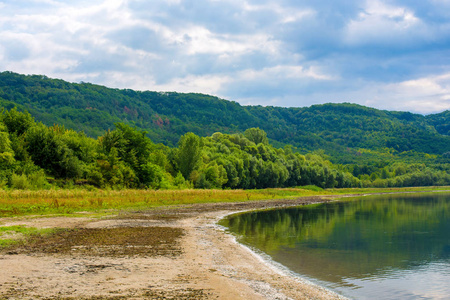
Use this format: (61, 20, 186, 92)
(9, 170, 49, 190)
(27, 170, 50, 189)
(10, 173, 29, 189)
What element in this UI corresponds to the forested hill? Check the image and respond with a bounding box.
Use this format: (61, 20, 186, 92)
(0, 71, 448, 164)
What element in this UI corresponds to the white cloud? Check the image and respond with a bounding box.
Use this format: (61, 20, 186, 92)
(344, 0, 428, 46)
(379, 74, 450, 113)
(0, 0, 450, 114)
(152, 74, 232, 94)
(242, 2, 315, 24)
(237, 65, 335, 81)
(170, 26, 276, 56)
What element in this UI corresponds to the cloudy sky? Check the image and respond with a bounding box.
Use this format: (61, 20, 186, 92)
(1, 0, 450, 114)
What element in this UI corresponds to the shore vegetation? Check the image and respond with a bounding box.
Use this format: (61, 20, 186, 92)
(1, 108, 449, 194)
(0, 186, 448, 217)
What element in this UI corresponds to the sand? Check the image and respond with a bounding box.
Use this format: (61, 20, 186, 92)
(0, 196, 348, 299)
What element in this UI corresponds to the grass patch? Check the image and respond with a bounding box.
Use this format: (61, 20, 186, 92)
(0, 225, 32, 234)
(0, 238, 19, 248)
(0, 225, 57, 248)
(300, 185, 324, 192)
(0, 187, 448, 217)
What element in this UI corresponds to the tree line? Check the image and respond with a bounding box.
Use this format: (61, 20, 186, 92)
(1, 108, 449, 190)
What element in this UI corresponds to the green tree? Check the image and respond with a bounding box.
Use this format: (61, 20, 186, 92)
(114, 123, 153, 169)
(1, 107, 35, 136)
(244, 127, 269, 145)
(177, 132, 203, 179)
(98, 123, 162, 186)
(24, 124, 82, 179)
(0, 121, 15, 167)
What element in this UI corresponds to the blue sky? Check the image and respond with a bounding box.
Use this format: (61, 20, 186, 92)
(1, 0, 450, 114)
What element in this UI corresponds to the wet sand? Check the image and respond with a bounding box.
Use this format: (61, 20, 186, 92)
(0, 196, 348, 299)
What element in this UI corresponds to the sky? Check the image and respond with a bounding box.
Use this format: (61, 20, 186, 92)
(1, 0, 450, 114)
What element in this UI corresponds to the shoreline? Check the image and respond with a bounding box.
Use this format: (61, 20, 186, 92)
(213, 210, 340, 297)
(212, 209, 346, 300)
(1, 190, 449, 298)
(0, 196, 347, 299)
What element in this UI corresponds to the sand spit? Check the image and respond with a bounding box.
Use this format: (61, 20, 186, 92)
(0, 196, 347, 299)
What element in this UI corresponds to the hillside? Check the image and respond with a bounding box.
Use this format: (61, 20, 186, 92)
(0, 71, 448, 165)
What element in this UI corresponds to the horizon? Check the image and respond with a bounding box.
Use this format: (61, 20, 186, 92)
(1, 1, 450, 114)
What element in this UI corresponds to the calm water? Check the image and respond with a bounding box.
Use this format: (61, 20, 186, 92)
(220, 192, 450, 299)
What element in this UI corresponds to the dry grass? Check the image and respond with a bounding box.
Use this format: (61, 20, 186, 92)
(0, 186, 447, 217)
(0, 188, 319, 216)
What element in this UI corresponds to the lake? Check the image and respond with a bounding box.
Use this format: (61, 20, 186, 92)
(219, 192, 450, 299)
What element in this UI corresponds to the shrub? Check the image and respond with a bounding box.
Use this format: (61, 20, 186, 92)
(10, 173, 29, 189)
(9, 170, 49, 190)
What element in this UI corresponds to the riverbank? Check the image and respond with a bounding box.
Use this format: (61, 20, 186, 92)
(2, 186, 447, 217)
(0, 196, 351, 299)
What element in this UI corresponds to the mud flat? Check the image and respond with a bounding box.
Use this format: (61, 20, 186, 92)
(0, 196, 347, 299)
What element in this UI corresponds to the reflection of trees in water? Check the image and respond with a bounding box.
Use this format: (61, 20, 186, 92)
(222, 193, 450, 278)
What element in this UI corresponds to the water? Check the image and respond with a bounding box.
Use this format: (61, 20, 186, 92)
(220, 192, 450, 299)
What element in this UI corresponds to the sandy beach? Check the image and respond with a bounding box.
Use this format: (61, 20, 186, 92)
(0, 196, 347, 299)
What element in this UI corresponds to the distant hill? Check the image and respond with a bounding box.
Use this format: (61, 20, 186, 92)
(0, 71, 448, 164)
(425, 110, 449, 136)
